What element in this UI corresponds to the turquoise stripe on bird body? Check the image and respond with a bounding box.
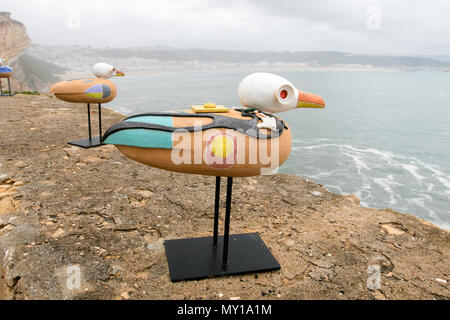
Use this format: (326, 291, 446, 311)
(104, 115, 174, 149)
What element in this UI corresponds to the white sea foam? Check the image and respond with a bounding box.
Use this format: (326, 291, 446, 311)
(373, 177, 393, 194)
(412, 159, 450, 185)
(309, 171, 336, 179)
(342, 151, 370, 172)
(437, 177, 450, 190)
(325, 184, 343, 194)
(401, 164, 425, 181)
(290, 140, 450, 230)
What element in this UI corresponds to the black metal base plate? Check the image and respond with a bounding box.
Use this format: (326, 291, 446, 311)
(164, 233, 280, 282)
(0, 93, 16, 97)
(68, 136, 103, 148)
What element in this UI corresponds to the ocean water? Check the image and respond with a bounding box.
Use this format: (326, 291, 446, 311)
(108, 70, 450, 230)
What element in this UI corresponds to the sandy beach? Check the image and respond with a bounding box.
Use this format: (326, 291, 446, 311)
(0, 94, 448, 300)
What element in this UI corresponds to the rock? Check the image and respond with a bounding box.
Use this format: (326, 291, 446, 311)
(309, 268, 334, 282)
(310, 258, 333, 269)
(372, 290, 386, 300)
(1, 224, 39, 247)
(51, 228, 65, 238)
(435, 278, 447, 285)
(0, 175, 10, 184)
(229, 297, 241, 300)
(15, 161, 28, 169)
(309, 191, 324, 198)
(381, 224, 405, 235)
(0, 196, 16, 215)
(0, 185, 12, 193)
(120, 292, 130, 300)
(281, 239, 296, 247)
(0, 187, 16, 198)
(244, 185, 256, 191)
(137, 190, 154, 198)
(345, 194, 360, 204)
(38, 180, 56, 186)
(82, 156, 107, 164)
(64, 147, 81, 158)
(282, 268, 303, 281)
(146, 240, 164, 252)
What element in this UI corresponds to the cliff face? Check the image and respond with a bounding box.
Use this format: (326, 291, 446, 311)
(0, 12, 32, 91)
(0, 12, 62, 92)
(0, 12, 30, 63)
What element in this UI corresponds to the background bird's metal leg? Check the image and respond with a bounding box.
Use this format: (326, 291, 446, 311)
(7, 78, 12, 96)
(222, 177, 233, 267)
(87, 103, 92, 141)
(98, 103, 102, 140)
(0, 78, 3, 95)
(213, 176, 221, 246)
(67, 102, 102, 148)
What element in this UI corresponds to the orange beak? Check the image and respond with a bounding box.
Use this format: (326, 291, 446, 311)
(115, 70, 125, 77)
(297, 91, 325, 108)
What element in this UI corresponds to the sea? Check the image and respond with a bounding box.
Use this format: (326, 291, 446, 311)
(108, 70, 450, 230)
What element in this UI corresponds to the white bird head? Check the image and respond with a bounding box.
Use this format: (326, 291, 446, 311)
(238, 72, 325, 113)
(0, 58, 5, 67)
(93, 63, 125, 79)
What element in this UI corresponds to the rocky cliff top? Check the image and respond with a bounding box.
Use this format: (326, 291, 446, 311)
(0, 12, 63, 92)
(0, 95, 448, 300)
(0, 12, 30, 63)
(0, 12, 24, 26)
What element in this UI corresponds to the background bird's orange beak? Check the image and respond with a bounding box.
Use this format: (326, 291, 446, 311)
(115, 70, 125, 77)
(297, 91, 325, 108)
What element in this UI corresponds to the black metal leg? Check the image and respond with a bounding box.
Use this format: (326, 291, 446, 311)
(222, 177, 233, 267)
(67, 102, 102, 148)
(87, 103, 92, 141)
(98, 103, 102, 140)
(7, 78, 11, 96)
(0, 78, 3, 95)
(213, 177, 221, 245)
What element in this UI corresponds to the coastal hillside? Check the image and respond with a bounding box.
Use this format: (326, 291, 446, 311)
(0, 94, 448, 300)
(27, 44, 450, 76)
(0, 12, 64, 91)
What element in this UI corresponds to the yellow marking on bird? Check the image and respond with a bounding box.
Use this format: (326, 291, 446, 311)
(211, 136, 234, 158)
(191, 102, 229, 113)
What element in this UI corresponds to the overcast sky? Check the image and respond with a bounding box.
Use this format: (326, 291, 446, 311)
(3, 0, 450, 55)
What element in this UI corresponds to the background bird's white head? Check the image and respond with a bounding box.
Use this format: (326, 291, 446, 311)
(238, 72, 325, 113)
(93, 62, 125, 79)
(0, 58, 5, 67)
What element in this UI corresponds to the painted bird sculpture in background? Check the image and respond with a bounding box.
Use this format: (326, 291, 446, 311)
(50, 63, 125, 148)
(0, 58, 14, 96)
